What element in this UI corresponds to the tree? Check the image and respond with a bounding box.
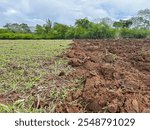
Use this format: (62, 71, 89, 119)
(4, 23, 31, 33)
(65, 26, 75, 39)
(51, 23, 69, 39)
(113, 20, 132, 28)
(20, 23, 31, 33)
(94, 17, 113, 27)
(43, 19, 52, 33)
(113, 21, 123, 28)
(75, 18, 92, 29)
(3, 23, 11, 30)
(35, 24, 45, 34)
(130, 9, 150, 29)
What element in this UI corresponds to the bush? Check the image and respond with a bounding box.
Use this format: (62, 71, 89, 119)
(0, 33, 35, 39)
(0, 29, 11, 33)
(0, 21, 150, 39)
(85, 24, 116, 39)
(120, 28, 150, 38)
(65, 27, 75, 39)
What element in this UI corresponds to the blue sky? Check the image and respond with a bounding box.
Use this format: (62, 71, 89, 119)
(0, 0, 150, 26)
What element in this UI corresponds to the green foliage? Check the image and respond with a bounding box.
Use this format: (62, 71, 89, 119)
(65, 23, 115, 39)
(120, 28, 150, 38)
(131, 9, 150, 30)
(35, 24, 45, 34)
(73, 26, 86, 39)
(50, 23, 69, 39)
(87, 23, 116, 39)
(113, 20, 132, 28)
(0, 33, 35, 39)
(1, 16, 150, 39)
(44, 19, 52, 33)
(0, 28, 11, 33)
(113, 21, 123, 28)
(4, 23, 31, 33)
(75, 18, 92, 29)
(65, 27, 75, 39)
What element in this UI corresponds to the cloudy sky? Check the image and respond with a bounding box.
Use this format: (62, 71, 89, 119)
(0, 0, 150, 26)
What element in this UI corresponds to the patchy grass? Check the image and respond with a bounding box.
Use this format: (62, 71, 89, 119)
(0, 40, 73, 112)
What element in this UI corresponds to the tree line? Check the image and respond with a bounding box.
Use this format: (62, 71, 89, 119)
(0, 9, 150, 39)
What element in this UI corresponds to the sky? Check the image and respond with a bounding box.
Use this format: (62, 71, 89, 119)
(0, 0, 150, 26)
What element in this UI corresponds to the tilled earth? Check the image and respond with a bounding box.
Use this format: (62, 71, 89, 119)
(56, 39, 150, 113)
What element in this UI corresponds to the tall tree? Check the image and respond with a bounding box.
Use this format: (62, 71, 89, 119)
(4, 23, 31, 33)
(52, 23, 69, 38)
(75, 18, 92, 29)
(113, 20, 132, 28)
(43, 19, 52, 33)
(20, 23, 31, 33)
(35, 24, 45, 34)
(94, 17, 113, 27)
(130, 9, 150, 29)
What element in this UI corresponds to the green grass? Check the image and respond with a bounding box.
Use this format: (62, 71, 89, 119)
(0, 40, 73, 112)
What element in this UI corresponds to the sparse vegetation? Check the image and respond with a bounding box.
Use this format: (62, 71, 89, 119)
(0, 40, 73, 112)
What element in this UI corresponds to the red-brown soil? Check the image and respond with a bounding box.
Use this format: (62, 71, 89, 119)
(56, 39, 150, 113)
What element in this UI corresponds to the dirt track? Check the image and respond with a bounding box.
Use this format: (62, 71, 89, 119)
(56, 39, 150, 113)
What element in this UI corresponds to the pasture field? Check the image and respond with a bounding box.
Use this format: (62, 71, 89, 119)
(0, 40, 73, 112)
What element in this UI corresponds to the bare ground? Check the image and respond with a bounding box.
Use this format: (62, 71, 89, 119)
(56, 39, 150, 113)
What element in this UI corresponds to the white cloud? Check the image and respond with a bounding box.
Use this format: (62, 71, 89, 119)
(0, 0, 150, 26)
(4, 8, 18, 16)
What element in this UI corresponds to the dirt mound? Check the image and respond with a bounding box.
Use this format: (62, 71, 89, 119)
(0, 91, 22, 105)
(55, 39, 150, 113)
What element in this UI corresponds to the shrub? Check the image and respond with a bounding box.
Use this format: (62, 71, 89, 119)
(120, 28, 150, 38)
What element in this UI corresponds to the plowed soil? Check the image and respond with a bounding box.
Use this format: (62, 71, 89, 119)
(56, 39, 150, 113)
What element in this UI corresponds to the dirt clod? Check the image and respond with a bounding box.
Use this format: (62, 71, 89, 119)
(55, 39, 150, 113)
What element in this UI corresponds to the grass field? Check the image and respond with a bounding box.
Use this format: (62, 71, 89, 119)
(0, 40, 73, 112)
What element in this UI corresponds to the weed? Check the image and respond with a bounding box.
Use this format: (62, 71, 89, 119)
(0, 40, 72, 112)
